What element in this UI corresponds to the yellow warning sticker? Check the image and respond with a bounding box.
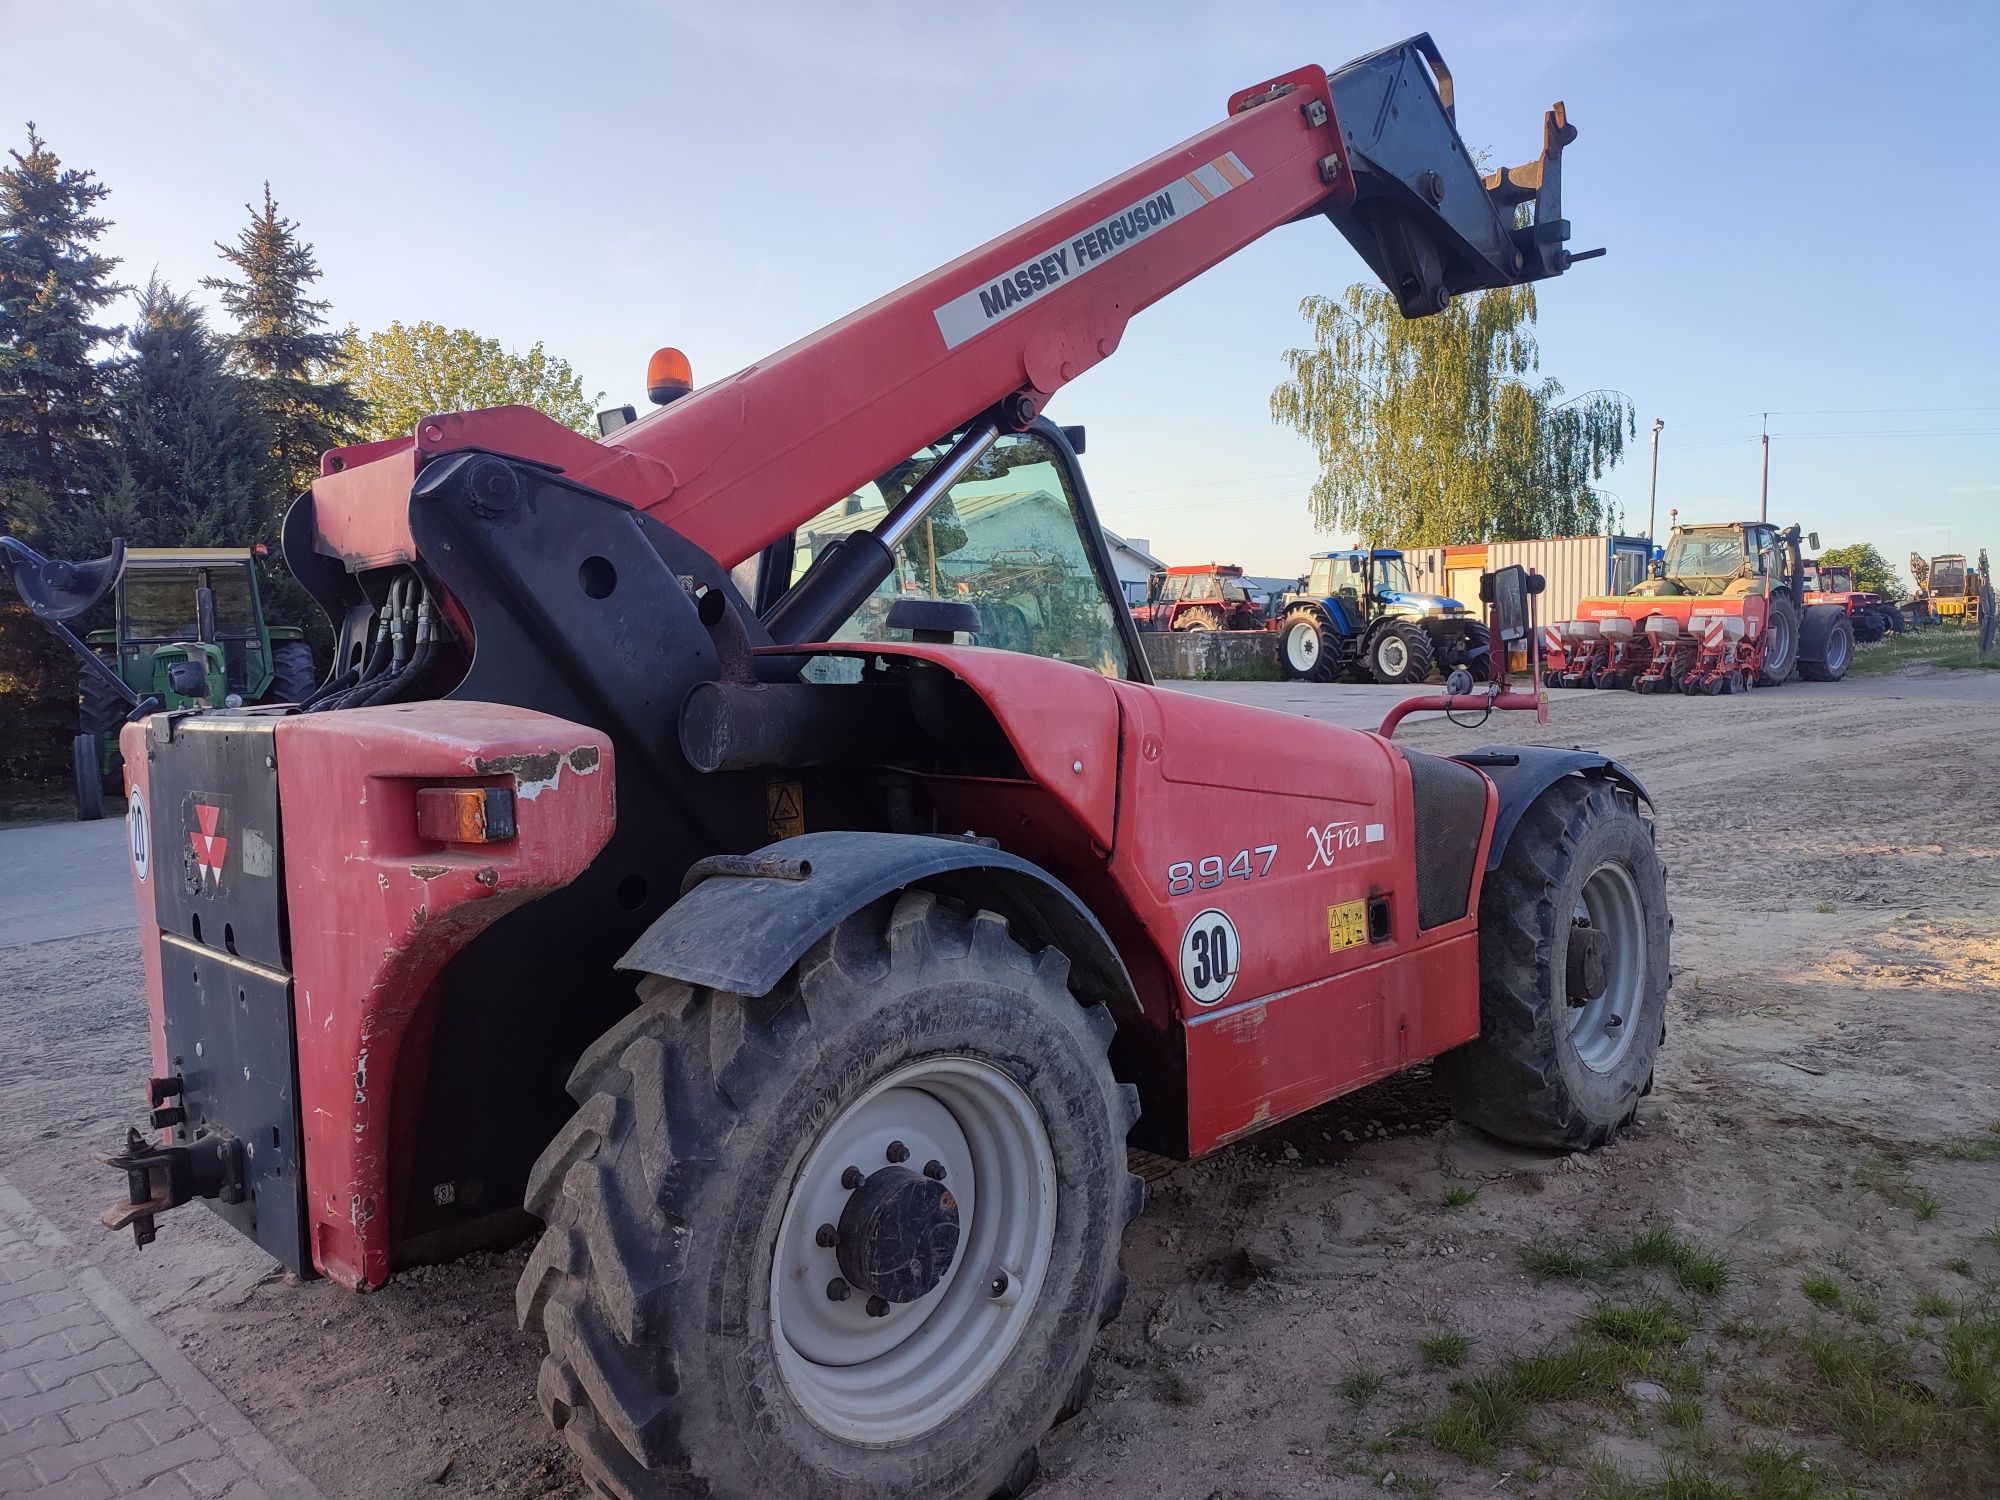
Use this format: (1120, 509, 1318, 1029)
(1327, 899, 1368, 953)
(766, 780, 805, 840)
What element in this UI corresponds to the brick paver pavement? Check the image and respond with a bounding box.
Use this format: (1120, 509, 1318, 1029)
(0, 1184, 323, 1500)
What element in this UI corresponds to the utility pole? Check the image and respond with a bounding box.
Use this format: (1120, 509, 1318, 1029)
(1647, 418, 1664, 542)
(1759, 412, 1769, 522)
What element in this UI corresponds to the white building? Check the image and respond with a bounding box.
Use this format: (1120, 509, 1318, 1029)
(1102, 529, 1166, 606)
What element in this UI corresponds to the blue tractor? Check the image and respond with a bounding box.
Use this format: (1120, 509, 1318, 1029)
(1277, 549, 1492, 684)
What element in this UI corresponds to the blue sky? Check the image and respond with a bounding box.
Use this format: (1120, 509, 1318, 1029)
(6, 1, 1996, 586)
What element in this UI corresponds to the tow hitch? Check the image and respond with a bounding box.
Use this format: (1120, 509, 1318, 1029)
(100, 1107, 247, 1249)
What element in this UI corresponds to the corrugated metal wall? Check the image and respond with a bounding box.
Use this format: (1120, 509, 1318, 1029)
(1386, 536, 1654, 624)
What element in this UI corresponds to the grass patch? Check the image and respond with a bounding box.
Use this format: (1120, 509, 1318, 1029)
(1340, 1364, 1386, 1407)
(1857, 1155, 1945, 1220)
(1917, 1291, 1956, 1318)
(1940, 1133, 2000, 1162)
(1947, 1256, 1973, 1276)
(1586, 1298, 1693, 1351)
(1521, 1239, 1595, 1280)
(1606, 1227, 1734, 1296)
(1420, 1331, 1472, 1369)
(1980, 1225, 2000, 1252)
(1848, 630, 2000, 677)
(1442, 1185, 1478, 1208)
(1663, 1393, 1705, 1430)
(1800, 1273, 1843, 1309)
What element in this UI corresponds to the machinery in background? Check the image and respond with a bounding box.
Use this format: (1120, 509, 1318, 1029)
(1802, 558, 1902, 643)
(1545, 521, 1851, 693)
(1909, 550, 1988, 629)
(1277, 547, 1493, 685)
(1131, 561, 1269, 632)
(2, 542, 315, 820)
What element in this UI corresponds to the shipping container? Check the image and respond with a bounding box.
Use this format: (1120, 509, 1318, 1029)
(1390, 536, 1653, 626)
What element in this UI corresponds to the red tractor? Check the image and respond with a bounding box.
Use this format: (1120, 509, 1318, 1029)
(5, 36, 1668, 1500)
(1803, 558, 1901, 642)
(1131, 561, 1268, 631)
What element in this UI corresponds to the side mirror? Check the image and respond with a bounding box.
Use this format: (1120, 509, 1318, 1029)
(1485, 564, 1533, 643)
(1808, 532, 1821, 550)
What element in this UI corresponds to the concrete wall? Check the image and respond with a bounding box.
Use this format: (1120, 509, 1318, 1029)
(1141, 628, 1278, 680)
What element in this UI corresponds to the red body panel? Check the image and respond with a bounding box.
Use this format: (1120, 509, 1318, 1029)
(117, 725, 170, 1087)
(806, 645, 1493, 1154)
(122, 706, 614, 1291)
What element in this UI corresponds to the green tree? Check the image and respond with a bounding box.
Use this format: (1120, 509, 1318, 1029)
(0, 123, 124, 539)
(340, 320, 602, 440)
(1270, 283, 1633, 545)
(36, 279, 278, 561)
(1818, 541, 1903, 602)
(204, 185, 362, 495)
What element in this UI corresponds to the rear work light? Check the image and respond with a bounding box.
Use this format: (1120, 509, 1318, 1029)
(415, 786, 516, 845)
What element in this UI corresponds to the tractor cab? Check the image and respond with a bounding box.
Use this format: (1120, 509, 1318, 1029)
(1300, 548, 1470, 629)
(84, 548, 293, 703)
(1631, 523, 1811, 601)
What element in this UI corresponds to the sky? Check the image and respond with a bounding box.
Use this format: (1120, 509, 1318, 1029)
(5, 0, 1997, 589)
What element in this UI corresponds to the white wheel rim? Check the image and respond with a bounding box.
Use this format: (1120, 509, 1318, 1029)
(1286, 622, 1318, 671)
(1826, 625, 1849, 672)
(1378, 637, 1408, 676)
(1568, 862, 1646, 1073)
(771, 1056, 1057, 1442)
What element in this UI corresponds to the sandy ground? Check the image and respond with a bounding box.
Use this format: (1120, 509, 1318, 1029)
(3, 667, 1998, 1498)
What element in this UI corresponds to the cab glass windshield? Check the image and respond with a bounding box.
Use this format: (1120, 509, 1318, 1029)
(120, 567, 258, 640)
(790, 432, 1132, 677)
(1663, 532, 1747, 594)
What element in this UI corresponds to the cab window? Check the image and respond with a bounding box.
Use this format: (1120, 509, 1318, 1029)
(790, 432, 1133, 677)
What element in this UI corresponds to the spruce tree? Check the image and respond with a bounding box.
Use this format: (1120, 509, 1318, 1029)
(0, 123, 124, 539)
(204, 184, 362, 495)
(36, 279, 278, 559)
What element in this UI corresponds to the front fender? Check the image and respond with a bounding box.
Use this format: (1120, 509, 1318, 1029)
(618, 830, 1138, 1014)
(1452, 747, 1652, 871)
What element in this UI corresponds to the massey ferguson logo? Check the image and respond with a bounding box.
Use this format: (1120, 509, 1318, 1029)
(184, 799, 230, 893)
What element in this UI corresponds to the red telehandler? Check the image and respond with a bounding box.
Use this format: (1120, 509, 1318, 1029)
(2, 35, 1666, 1500)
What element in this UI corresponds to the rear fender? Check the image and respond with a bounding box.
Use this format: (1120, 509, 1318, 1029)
(618, 830, 1138, 1018)
(1451, 746, 1652, 870)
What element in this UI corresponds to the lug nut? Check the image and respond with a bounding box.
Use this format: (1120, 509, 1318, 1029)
(814, 1222, 837, 1248)
(826, 1277, 850, 1302)
(885, 1140, 909, 1164)
(989, 1271, 1009, 1298)
(865, 1295, 890, 1318)
(923, 1159, 946, 1181)
(840, 1165, 864, 1190)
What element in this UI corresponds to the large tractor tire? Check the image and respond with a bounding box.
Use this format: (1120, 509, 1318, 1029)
(1438, 778, 1669, 1149)
(78, 659, 126, 741)
(1876, 603, 1906, 635)
(266, 640, 318, 704)
(78, 660, 127, 801)
(72, 734, 106, 822)
(1278, 609, 1339, 682)
(1848, 609, 1884, 645)
(1174, 607, 1222, 632)
(1797, 605, 1854, 682)
(518, 892, 1143, 1500)
(1755, 596, 1799, 686)
(1366, 621, 1435, 685)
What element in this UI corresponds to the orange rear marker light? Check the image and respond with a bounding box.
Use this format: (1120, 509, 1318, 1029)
(415, 786, 516, 845)
(646, 347, 694, 406)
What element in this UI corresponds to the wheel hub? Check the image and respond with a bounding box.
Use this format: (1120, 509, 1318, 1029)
(1566, 920, 1611, 1003)
(836, 1165, 960, 1304)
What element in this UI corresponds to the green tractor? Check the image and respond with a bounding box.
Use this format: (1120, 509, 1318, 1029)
(69, 547, 316, 820)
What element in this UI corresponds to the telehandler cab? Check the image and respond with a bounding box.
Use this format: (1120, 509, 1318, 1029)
(3, 35, 1668, 1500)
